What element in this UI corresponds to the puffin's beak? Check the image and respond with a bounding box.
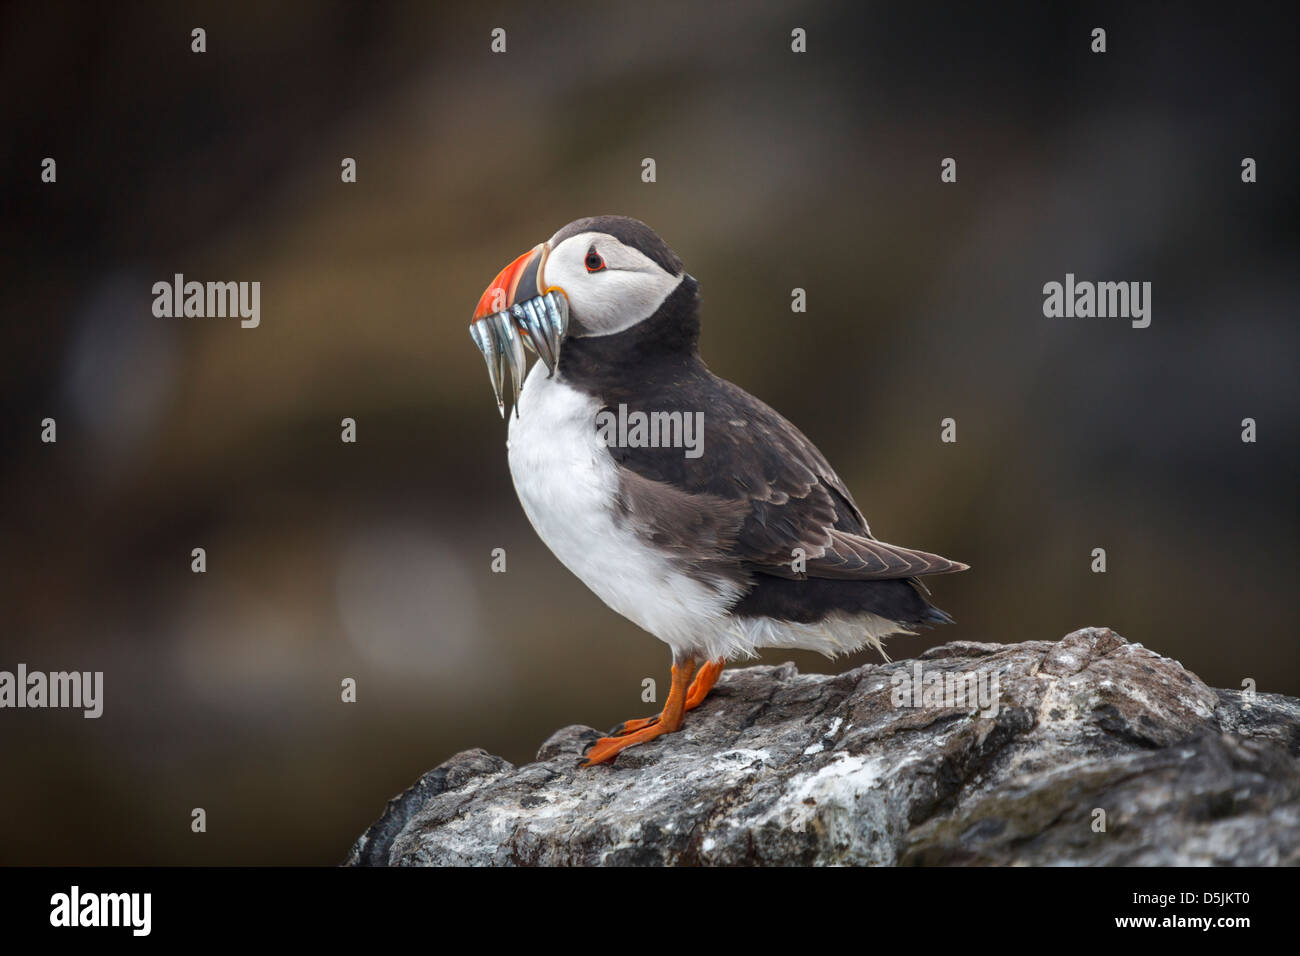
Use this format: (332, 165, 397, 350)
(468, 242, 568, 418)
(473, 246, 542, 321)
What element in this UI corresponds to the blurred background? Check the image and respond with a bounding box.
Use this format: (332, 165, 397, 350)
(0, 1, 1295, 864)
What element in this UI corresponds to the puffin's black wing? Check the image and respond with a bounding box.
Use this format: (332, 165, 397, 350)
(607, 369, 968, 583)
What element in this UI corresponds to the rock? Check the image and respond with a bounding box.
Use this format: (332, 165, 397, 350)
(345, 628, 1300, 866)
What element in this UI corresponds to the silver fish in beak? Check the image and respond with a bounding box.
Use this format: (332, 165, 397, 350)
(468, 291, 567, 417)
(468, 242, 568, 417)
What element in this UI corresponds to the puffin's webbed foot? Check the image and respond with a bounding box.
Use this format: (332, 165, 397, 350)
(582, 659, 697, 766)
(583, 658, 727, 766)
(608, 657, 726, 736)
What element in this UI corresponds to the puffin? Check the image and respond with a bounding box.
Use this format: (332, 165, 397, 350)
(468, 216, 968, 766)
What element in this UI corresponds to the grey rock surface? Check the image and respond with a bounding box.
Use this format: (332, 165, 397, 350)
(346, 628, 1300, 866)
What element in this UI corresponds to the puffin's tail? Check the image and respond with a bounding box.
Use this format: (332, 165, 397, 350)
(920, 604, 955, 627)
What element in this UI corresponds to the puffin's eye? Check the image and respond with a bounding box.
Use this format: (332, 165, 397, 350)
(584, 250, 606, 273)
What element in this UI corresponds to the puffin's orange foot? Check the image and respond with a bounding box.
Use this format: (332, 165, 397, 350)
(685, 658, 725, 709)
(612, 715, 659, 736)
(582, 722, 672, 766)
(611, 658, 725, 737)
(583, 658, 700, 767)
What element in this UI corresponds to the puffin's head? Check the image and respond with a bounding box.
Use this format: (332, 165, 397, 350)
(469, 216, 687, 415)
(473, 215, 684, 335)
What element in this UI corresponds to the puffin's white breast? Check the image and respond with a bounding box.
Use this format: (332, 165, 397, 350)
(506, 364, 738, 656)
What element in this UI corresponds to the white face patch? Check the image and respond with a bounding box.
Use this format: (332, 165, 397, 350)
(542, 230, 683, 337)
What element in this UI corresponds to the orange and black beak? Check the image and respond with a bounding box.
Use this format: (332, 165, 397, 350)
(473, 244, 544, 321)
(468, 242, 569, 418)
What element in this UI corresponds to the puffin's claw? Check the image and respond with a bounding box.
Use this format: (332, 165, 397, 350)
(611, 715, 660, 736)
